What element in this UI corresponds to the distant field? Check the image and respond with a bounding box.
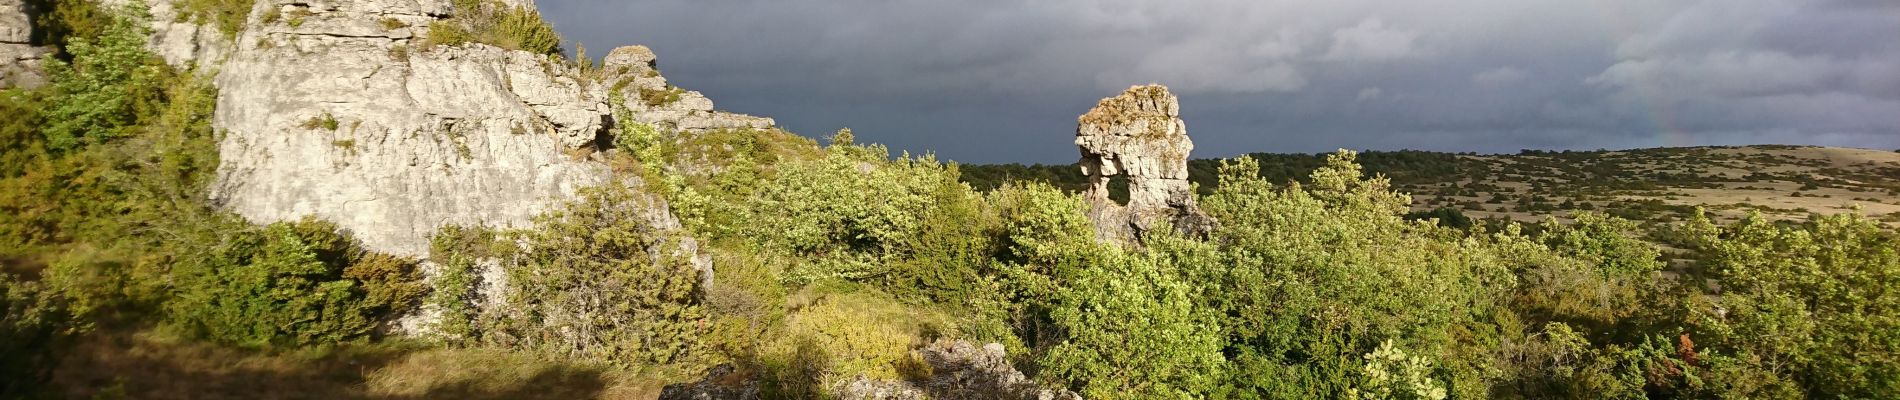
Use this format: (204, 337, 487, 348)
(960, 145, 1900, 228)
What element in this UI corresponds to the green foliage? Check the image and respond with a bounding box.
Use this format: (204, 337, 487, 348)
(430, 184, 711, 368)
(1, 3, 420, 356)
(40, 3, 165, 152)
(1040, 239, 1225, 398)
(1682, 210, 1900, 397)
(758, 288, 941, 396)
(164, 218, 422, 347)
(301, 112, 339, 130)
(426, 0, 563, 56)
(745, 140, 991, 303)
(173, 0, 256, 37)
(1348, 341, 1449, 400)
(1404, 206, 1472, 229)
(25, 0, 109, 51)
(639, 85, 685, 107)
(1198, 152, 1513, 398)
(1, 273, 82, 396)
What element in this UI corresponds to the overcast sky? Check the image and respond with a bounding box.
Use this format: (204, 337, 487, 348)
(541, 0, 1900, 164)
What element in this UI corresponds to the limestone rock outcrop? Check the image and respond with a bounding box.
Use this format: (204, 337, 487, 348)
(182, 0, 773, 262)
(1, 0, 51, 88)
(604, 45, 776, 132)
(207, 0, 614, 257)
(1076, 84, 1214, 243)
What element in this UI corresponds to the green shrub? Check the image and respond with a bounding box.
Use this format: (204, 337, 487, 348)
(748, 286, 961, 397)
(163, 218, 422, 347)
(40, 2, 166, 152)
(638, 86, 685, 107)
(432, 184, 711, 367)
(26, 0, 110, 50)
(1347, 341, 1450, 400)
(1040, 237, 1225, 399)
(173, 0, 256, 37)
(1679, 211, 1900, 397)
(425, 0, 562, 56)
(1, 273, 82, 397)
(424, 225, 504, 343)
(745, 139, 989, 301)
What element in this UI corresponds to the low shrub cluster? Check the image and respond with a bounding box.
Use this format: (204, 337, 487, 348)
(424, 0, 562, 56)
(428, 184, 711, 368)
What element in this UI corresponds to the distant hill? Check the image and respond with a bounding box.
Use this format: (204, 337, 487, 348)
(960, 145, 1900, 227)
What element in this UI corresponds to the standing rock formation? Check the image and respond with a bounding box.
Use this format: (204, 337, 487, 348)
(0, 0, 51, 88)
(1075, 84, 1214, 243)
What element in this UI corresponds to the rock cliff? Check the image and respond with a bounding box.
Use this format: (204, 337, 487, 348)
(1, 0, 51, 88)
(1076, 84, 1214, 243)
(100, 0, 775, 262)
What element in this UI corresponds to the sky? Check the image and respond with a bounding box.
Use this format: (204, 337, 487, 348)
(540, 0, 1900, 164)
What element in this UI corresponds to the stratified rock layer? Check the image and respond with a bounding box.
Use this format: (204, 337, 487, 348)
(1075, 84, 1214, 243)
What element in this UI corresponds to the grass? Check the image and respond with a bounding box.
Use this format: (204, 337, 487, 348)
(638, 86, 685, 107)
(423, 0, 563, 56)
(44, 329, 668, 399)
(301, 113, 339, 131)
(174, 0, 256, 37)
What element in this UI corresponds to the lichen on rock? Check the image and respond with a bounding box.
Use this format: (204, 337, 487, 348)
(1075, 84, 1215, 244)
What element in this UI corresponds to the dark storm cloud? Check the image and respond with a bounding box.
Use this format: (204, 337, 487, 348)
(540, 0, 1900, 163)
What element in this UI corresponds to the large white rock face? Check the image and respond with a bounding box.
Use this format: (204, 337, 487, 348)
(196, 0, 774, 257)
(0, 0, 51, 88)
(206, 0, 610, 256)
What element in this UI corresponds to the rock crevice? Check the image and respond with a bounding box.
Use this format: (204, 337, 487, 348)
(1, 0, 52, 88)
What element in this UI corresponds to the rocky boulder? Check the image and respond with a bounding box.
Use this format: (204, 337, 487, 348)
(194, 0, 774, 260)
(208, 0, 615, 258)
(1075, 84, 1214, 243)
(0, 0, 51, 88)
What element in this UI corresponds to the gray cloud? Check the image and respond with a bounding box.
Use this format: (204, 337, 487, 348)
(541, 0, 1900, 163)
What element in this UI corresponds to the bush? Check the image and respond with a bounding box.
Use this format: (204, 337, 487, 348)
(1040, 238, 1225, 398)
(1199, 152, 1514, 398)
(25, 0, 109, 51)
(756, 288, 943, 396)
(1680, 211, 1900, 397)
(173, 0, 256, 37)
(425, 0, 562, 56)
(1, 273, 82, 397)
(745, 139, 991, 302)
(431, 184, 711, 367)
(163, 218, 422, 347)
(39, 2, 166, 152)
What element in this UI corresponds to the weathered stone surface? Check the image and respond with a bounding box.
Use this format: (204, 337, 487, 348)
(914, 340, 1082, 400)
(1076, 84, 1214, 243)
(0, 0, 50, 88)
(190, 0, 770, 336)
(197, 0, 772, 261)
(208, 0, 614, 257)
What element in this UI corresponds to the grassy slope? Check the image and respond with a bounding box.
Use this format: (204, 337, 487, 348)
(961, 145, 1900, 227)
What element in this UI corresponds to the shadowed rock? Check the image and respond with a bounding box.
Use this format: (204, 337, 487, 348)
(1, 0, 51, 88)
